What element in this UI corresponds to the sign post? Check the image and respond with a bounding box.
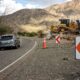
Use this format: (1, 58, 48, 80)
(76, 36, 80, 59)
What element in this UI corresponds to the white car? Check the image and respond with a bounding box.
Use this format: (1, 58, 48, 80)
(0, 34, 20, 49)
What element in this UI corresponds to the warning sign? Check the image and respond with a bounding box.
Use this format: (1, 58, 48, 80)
(76, 36, 80, 59)
(55, 35, 60, 44)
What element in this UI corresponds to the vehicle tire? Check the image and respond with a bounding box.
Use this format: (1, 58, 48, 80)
(14, 45, 18, 49)
(18, 44, 20, 48)
(15, 44, 20, 49)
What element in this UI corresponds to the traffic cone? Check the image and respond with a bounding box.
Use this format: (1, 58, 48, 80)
(43, 38, 47, 49)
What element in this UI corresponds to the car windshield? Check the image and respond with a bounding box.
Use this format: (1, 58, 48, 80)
(0, 36, 13, 40)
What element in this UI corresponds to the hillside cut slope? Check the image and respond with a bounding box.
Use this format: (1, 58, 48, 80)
(46, 0, 80, 19)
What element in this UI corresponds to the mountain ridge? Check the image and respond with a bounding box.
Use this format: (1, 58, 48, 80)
(46, 0, 80, 19)
(0, 0, 80, 32)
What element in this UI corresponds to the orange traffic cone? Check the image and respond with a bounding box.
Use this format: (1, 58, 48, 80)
(43, 38, 47, 49)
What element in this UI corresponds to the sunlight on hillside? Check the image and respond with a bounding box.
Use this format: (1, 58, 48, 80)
(20, 24, 47, 32)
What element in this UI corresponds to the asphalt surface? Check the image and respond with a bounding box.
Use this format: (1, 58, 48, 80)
(0, 37, 35, 71)
(1, 37, 80, 80)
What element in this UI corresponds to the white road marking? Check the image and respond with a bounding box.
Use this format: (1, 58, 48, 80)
(0, 41, 37, 73)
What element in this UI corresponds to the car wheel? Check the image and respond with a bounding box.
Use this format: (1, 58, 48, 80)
(14, 45, 18, 49)
(18, 44, 20, 48)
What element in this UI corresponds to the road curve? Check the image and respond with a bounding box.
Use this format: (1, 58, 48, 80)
(0, 37, 37, 72)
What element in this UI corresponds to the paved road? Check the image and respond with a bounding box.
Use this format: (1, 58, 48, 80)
(0, 37, 35, 71)
(1, 38, 80, 80)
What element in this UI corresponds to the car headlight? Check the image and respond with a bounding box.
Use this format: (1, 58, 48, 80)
(8, 40, 14, 44)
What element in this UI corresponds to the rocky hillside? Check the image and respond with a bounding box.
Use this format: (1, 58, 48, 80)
(0, 9, 60, 32)
(0, 9, 59, 27)
(0, 0, 80, 32)
(46, 0, 80, 20)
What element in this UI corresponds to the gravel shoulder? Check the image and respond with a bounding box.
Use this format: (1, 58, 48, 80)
(2, 37, 80, 80)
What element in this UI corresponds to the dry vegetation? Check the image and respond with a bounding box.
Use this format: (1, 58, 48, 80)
(20, 24, 47, 33)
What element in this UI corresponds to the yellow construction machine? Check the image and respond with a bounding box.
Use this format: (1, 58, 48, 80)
(50, 21, 78, 33)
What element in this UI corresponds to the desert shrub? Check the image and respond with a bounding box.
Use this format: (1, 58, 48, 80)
(37, 30, 44, 38)
(18, 32, 25, 36)
(18, 32, 37, 37)
(27, 32, 37, 37)
(0, 24, 13, 35)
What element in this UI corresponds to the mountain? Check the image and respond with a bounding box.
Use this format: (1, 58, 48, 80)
(0, 9, 59, 32)
(0, 0, 80, 32)
(46, 0, 80, 20)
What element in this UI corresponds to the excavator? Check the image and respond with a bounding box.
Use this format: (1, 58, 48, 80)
(47, 21, 78, 40)
(50, 21, 78, 34)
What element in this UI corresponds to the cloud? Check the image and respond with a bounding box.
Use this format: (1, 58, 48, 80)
(29, 0, 56, 7)
(25, 3, 38, 9)
(0, 0, 72, 15)
(28, 0, 71, 8)
(0, 0, 23, 15)
(66, 0, 72, 1)
(0, 0, 39, 15)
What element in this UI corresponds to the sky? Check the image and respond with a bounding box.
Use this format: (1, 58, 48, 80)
(0, 0, 72, 15)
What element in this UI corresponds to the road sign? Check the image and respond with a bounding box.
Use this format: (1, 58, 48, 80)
(55, 35, 60, 44)
(76, 36, 80, 59)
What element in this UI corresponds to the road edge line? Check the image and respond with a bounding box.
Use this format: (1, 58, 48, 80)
(0, 41, 37, 73)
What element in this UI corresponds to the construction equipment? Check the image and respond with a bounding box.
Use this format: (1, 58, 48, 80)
(49, 20, 78, 33)
(69, 21, 78, 31)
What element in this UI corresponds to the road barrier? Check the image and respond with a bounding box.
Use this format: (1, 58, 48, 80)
(55, 35, 60, 44)
(39, 37, 72, 49)
(76, 36, 80, 59)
